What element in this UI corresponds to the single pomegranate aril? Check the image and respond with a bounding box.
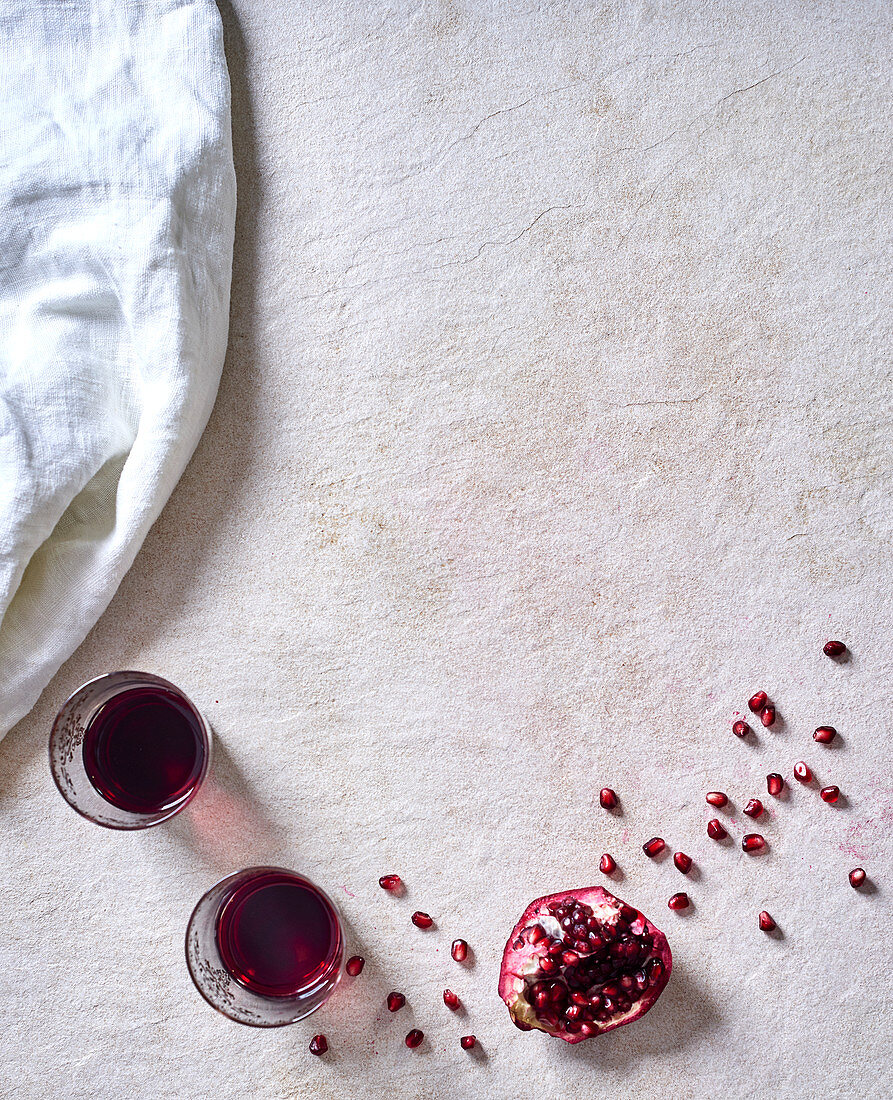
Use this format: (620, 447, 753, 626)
(667, 892, 689, 910)
(405, 1029, 424, 1049)
(411, 911, 434, 928)
(460, 1035, 477, 1050)
(814, 725, 837, 744)
(379, 874, 402, 891)
(707, 819, 727, 840)
(345, 955, 365, 976)
(642, 837, 666, 858)
(309, 1034, 328, 1056)
(849, 868, 866, 888)
(823, 640, 846, 657)
(451, 939, 469, 962)
(443, 988, 460, 1010)
(732, 720, 750, 738)
(760, 704, 776, 728)
(706, 791, 728, 807)
(742, 833, 766, 852)
(387, 991, 406, 1012)
(759, 911, 776, 932)
(793, 761, 812, 783)
(498, 885, 672, 1043)
(673, 852, 693, 874)
(743, 798, 764, 818)
(600, 853, 617, 875)
(820, 785, 840, 803)
(767, 773, 784, 796)
(600, 788, 618, 810)
(748, 691, 768, 713)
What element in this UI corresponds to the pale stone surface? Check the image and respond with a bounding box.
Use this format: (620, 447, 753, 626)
(1, 2, 890, 1097)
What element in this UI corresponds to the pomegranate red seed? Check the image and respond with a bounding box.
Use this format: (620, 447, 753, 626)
(767, 773, 784, 796)
(642, 837, 666, 857)
(758, 911, 776, 932)
(405, 1029, 424, 1049)
(820, 785, 840, 803)
(742, 833, 766, 852)
(451, 939, 469, 962)
(748, 691, 768, 713)
(599, 853, 617, 875)
(673, 852, 693, 874)
(814, 725, 837, 744)
(599, 788, 618, 810)
(667, 892, 690, 910)
(793, 760, 812, 783)
(707, 819, 727, 840)
(743, 798, 764, 818)
(443, 988, 460, 1010)
(460, 1035, 477, 1050)
(760, 704, 776, 728)
(732, 720, 750, 738)
(345, 955, 365, 976)
(823, 640, 846, 657)
(379, 874, 402, 891)
(849, 868, 866, 888)
(309, 1035, 328, 1056)
(387, 991, 406, 1012)
(411, 911, 434, 928)
(706, 791, 728, 807)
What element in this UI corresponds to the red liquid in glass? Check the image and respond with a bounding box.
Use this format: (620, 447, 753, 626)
(215, 871, 339, 997)
(82, 685, 205, 813)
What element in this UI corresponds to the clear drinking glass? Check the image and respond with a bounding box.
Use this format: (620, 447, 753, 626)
(49, 670, 212, 829)
(186, 866, 344, 1026)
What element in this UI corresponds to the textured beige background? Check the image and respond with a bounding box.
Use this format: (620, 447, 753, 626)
(1, 1, 891, 1097)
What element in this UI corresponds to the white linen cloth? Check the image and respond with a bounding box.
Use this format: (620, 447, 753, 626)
(0, 0, 236, 737)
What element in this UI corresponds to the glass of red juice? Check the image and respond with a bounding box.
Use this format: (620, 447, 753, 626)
(186, 866, 344, 1026)
(49, 671, 211, 829)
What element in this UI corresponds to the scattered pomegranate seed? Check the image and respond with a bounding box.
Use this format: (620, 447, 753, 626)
(345, 955, 365, 976)
(673, 852, 693, 874)
(411, 911, 434, 928)
(642, 837, 666, 857)
(460, 1035, 477, 1050)
(760, 704, 776, 728)
(759, 911, 776, 932)
(707, 819, 728, 840)
(748, 691, 769, 713)
(405, 1029, 424, 1049)
(743, 798, 764, 818)
(599, 853, 617, 875)
(443, 988, 460, 1010)
(793, 761, 812, 783)
(814, 725, 837, 744)
(387, 991, 406, 1012)
(767, 773, 784, 796)
(667, 892, 690, 910)
(849, 868, 866, 888)
(451, 939, 469, 962)
(706, 791, 728, 807)
(379, 874, 402, 891)
(742, 833, 766, 852)
(823, 640, 846, 657)
(599, 788, 618, 810)
(309, 1034, 328, 1056)
(820, 785, 840, 803)
(732, 720, 751, 738)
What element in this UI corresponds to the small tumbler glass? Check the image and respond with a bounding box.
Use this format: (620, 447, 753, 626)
(186, 866, 344, 1027)
(49, 670, 212, 829)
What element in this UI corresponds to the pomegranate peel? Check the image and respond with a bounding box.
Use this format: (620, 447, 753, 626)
(498, 886, 672, 1043)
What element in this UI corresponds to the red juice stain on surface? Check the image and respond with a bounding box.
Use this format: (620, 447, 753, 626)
(215, 871, 339, 997)
(82, 686, 205, 813)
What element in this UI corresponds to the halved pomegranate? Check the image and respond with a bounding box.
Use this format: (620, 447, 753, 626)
(498, 886, 672, 1043)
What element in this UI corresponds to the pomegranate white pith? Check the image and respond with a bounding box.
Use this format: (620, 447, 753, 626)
(499, 886, 672, 1043)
